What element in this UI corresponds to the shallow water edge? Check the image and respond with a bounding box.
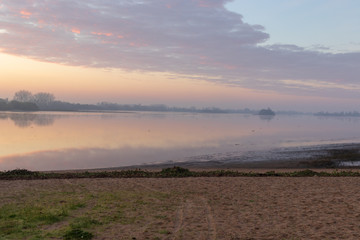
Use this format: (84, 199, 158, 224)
(115, 143, 360, 170)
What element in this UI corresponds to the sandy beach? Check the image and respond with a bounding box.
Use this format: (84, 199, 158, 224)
(2, 172, 360, 239)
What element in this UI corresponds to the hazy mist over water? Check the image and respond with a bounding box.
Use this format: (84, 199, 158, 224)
(1, 111, 360, 171)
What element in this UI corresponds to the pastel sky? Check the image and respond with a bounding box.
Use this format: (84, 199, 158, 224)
(1, 0, 360, 111)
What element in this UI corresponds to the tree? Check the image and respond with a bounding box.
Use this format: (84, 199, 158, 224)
(258, 108, 275, 116)
(13, 90, 33, 102)
(0, 98, 8, 110)
(32, 92, 55, 108)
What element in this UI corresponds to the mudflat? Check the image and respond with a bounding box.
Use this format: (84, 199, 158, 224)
(1, 175, 360, 239)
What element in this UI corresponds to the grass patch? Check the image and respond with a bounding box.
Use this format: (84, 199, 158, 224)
(159, 229, 171, 234)
(70, 217, 102, 229)
(63, 228, 93, 240)
(160, 166, 191, 177)
(0, 188, 168, 239)
(69, 202, 86, 210)
(0, 189, 88, 239)
(0, 203, 67, 238)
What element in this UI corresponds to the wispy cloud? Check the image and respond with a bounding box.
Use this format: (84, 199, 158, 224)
(0, 0, 359, 97)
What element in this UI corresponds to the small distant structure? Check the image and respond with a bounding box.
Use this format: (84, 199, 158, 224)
(258, 108, 275, 116)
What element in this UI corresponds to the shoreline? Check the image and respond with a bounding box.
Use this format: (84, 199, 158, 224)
(86, 142, 360, 172)
(1, 142, 360, 174)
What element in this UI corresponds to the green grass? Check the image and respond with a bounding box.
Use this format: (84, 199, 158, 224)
(0, 188, 90, 239)
(0, 185, 179, 240)
(158, 229, 171, 234)
(1, 201, 70, 238)
(63, 228, 94, 240)
(69, 217, 102, 229)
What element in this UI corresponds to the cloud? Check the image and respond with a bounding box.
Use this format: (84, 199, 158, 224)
(0, 0, 359, 97)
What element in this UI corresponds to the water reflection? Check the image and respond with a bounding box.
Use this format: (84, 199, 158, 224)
(258, 115, 275, 121)
(0, 112, 61, 127)
(0, 146, 204, 171)
(1, 112, 360, 171)
(316, 116, 360, 123)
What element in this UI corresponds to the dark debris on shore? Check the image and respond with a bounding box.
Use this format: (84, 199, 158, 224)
(2, 167, 360, 180)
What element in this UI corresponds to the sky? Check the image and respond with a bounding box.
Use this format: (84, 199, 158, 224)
(1, 0, 360, 112)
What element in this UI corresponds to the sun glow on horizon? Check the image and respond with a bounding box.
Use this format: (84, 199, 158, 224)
(0, 52, 258, 104)
(1, 51, 359, 112)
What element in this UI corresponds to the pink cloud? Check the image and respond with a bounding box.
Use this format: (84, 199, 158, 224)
(91, 32, 113, 37)
(20, 10, 32, 18)
(71, 28, 80, 34)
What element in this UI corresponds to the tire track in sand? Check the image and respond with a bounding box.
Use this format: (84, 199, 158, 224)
(171, 200, 188, 239)
(201, 197, 217, 240)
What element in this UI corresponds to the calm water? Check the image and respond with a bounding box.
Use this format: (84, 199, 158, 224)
(1, 111, 360, 171)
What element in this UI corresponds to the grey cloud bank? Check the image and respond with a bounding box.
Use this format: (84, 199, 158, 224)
(0, 0, 359, 98)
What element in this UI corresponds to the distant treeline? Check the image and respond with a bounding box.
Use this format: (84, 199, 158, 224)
(0, 99, 39, 111)
(315, 111, 360, 117)
(93, 102, 257, 114)
(1, 90, 257, 113)
(0, 96, 256, 113)
(32, 100, 256, 114)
